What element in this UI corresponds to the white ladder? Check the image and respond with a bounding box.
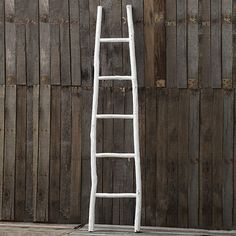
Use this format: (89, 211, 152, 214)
(88, 5, 142, 233)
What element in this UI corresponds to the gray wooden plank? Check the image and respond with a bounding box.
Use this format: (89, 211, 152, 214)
(39, 0, 50, 85)
(223, 90, 234, 228)
(49, 86, 61, 222)
(2, 85, 16, 220)
(188, 90, 199, 228)
(199, 89, 213, 228)
(212, 90, 223, 228)
(145, 88, 156, 226)
(166, 0, 176, 88)
(166, 89, 179, 226)
(188, 0, 199, 86)
(70, 0, 81, 85)
(177, 90, 189, 227)
(199, 0, 211, 87)
(0, 0, 5, 85)
(211, 0, 221, 88)
(5, 0, 16, 85)
(15, 86, 27, 220)
(60, 87, 72, 222)
(26, 0, 39, 85)
(70, 87, 82, 223)
(36, 85, 50, 222)
(177, 0, 187, 88)
(0, 86, 5, 220)
(156, 89, 168, 226)
(233, 1, 236, 88)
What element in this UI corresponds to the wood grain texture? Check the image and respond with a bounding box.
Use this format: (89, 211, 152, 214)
(0, 0, 5, 84)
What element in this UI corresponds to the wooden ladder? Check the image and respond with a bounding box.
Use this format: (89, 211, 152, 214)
(88, 5, 142, 233)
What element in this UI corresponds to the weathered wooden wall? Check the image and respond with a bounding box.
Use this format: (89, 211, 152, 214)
(0, 0, 236, 230)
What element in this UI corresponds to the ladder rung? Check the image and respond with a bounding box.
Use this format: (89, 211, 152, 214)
(98, 76, 132, 81)
(96, 153, 135, 158)
(96, 193, 136, 198)
(96, 114, 133, 119)
(100, 38, 129, 43)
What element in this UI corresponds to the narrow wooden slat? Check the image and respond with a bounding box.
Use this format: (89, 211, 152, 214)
(145, 88, 156, 226)
(39, 0, 50, 85)
(50, 0, 61, 85)
(211, 0, 221, 88)
(188, 90, 199, 228)
(199, 0, 211, 87)
(177, 0, 187, 88)
(70, 87, 81, 223)
(188, 0, 199, 87)
(144, 0, 154, 87)
(0, 0, 5, 84)
(222, 0, 233, 88)
(5, 0, 16, 85)
(49, 86, 61, 222)
(70, 0, 81, 85)
(26, 0, 39, 85)
(0, 86, 5, 220)
(15, 86, 27, 220)
(212, 90, 223, 228)
(166, 89, 179, 226)
(3, 85, 16, 220)
(178, 90, 189, 227)
(233, 1, 236, 88)
(80, 0, 91, 87)
(234, 89, 236, 227)
(200, 89, 213, 228)
(156, 89, 168, 226)
(223, 90, 234, 228)
(60, 1, 71, 85)
(60, 87, 72, 222)
(36, 85, 50, 222)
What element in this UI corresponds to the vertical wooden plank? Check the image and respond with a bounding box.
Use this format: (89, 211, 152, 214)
(211, 0, 221, 88)
(36, 85, 50, 222)
(178, 90, 189, 227)
(212, 90, 223, 228)
(166, 0, 176, 88)
(26, 0, 39, 85)
(32, 85, 39, 221)
(222, 0, 233, 88)
(5, 0, 16, 85)
(81, 89, 92, 223)
(15, 86, 27, 220)
(70, 87, 81, 223)
(39, 0, 50, 85)
(233, 1, 236, 87)
(188, 0, 199, 87)
(2, 85, 16, 220)
(0, 0, 5, 85)
(177, 0, 187, 88)
(70, 0, 81, 85)
(166, 89, 179, 226)
(223, 90, 234, 228)
(80, 0, 91, 87)
(234, 89, 236, 227)
(144, 0, 154, 87)
(145, 88, 156, 226)
(188, 90, 199, 228)
(112, 88, 125, 225)
(156, 89, 168, 226)
(50, 0, 60, 85)
(60, 87, 72, 222)
(60, 1, 71, 85)
(49, 86, 61, 222)
(199, 89, 213, 228)
(123, 0, 145, 87)
(102, 87, 113, 224)
(0, 86, 5, 220)
(199, 0, 211, 87)
(15, 0, 26, 84)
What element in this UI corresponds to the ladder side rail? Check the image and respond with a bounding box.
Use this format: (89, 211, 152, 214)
(127, 5, 142, 233)
(88, 6, 102, 232)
